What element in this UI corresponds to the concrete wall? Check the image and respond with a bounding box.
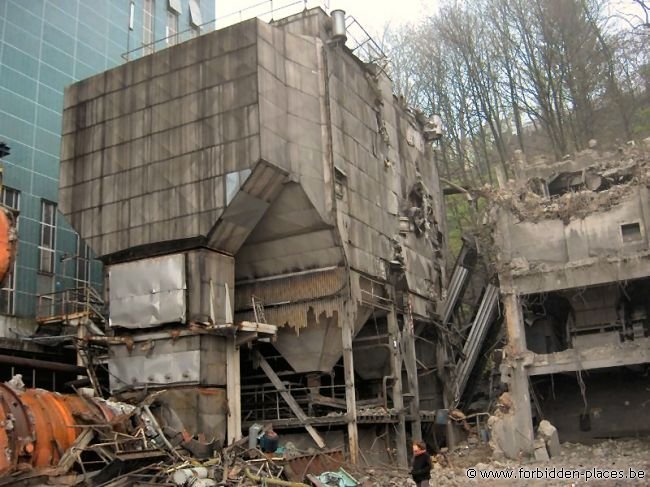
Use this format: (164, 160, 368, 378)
(61, 9, 446, 304)
(60, 19, 261, 257)
(536, 369, 650, 442)
(154, 387, 227, 445)
(326, 43, 446, 309)
(259, 9, 445, 306)
(498, 187, 650, 292)
(61, 9, 448, 379)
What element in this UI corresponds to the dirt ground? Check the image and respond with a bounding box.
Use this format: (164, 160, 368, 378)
(353, 438, 650, 486)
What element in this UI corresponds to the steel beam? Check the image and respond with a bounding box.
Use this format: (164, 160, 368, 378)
(254, 351, 326, 449)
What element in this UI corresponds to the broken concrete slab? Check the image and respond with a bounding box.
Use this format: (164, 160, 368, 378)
(487, 414, 520, 460)
(537, 419, 561, 458)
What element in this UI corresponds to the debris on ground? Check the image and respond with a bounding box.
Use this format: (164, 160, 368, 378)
(0, 378, 348, 487)
(347, 438, 650, 486)
(1, 376, 648, 486)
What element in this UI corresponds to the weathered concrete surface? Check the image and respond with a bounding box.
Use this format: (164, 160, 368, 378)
(533, 438, 550, 462)
(492, 148, 650, 295)
(528, 336, 650, 376)
(537, 420, 561, 458)
(153, 387, 227, 444)
(534, 368, 650, 442)
(491, 147, 650, 450)
(61, 8, 446, 330)
(60, 9, 448, 454)
(500, 292, 534, 458)
(61, 19, 262, 257)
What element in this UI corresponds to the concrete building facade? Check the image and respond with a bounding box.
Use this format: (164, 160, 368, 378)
(60, 8, 447, 463)
(489, 146, 650, 456)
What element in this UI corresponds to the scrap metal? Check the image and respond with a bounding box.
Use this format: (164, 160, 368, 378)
(0, 377, 361, 486)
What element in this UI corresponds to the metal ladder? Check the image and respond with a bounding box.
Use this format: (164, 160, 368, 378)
(76, 332, 102, 396)
(252, 296, 267, 324)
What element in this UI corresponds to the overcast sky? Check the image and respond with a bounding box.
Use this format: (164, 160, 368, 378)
(214, 0, 647, 37)
(215, 0, 436, 36)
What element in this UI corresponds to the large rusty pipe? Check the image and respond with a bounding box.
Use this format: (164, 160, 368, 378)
(0, 384, 113, 475)
(0, 207, 17, 283)
(0, 354, 87, 374)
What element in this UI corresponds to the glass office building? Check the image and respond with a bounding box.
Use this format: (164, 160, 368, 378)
(0, 0, 215, 319)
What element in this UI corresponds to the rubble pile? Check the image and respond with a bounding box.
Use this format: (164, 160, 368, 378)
(2, 377, 648, 486)
(481, 145, 650, 224)
(0, 381, 351, 487)
(347, 438, 650, 486)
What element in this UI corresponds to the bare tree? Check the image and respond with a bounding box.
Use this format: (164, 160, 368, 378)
(384, 0, 648, 247)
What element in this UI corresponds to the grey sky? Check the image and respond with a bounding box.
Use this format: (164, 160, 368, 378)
(214, 0, 437, 36)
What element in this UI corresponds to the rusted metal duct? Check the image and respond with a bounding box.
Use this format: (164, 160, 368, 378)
(0, 384, 114, 475)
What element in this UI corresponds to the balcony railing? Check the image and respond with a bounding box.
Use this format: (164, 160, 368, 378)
(36, 286, 106, 326)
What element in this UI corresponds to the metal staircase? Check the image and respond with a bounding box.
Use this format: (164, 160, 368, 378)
(35, 286, 107, 394)
(36, 286, 107, 328)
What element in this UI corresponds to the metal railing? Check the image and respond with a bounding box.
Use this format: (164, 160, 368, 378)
(215, 0, 330, 30)
(241, 383, 345, 423)
(36, 286, 106, 325)
(344, 16, 389, 68)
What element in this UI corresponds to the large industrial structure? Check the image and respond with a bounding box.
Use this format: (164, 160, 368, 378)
(59, 7, 448, 463)
(0, 3, 648, 482)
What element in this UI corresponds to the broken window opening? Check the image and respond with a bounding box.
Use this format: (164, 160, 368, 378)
(523, 293, 571, 354)
(621, 222, 642, 243)
(334, 166, 347, 200)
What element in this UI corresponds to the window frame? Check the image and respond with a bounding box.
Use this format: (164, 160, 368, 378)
(0, 186, 20, 315)
(39, 200, 56, 275)
(0, 261, 17, 315)
(74, 235, 91, 288)
(188, 0, 203, 28)
(166, 8, 179, 45)
(143, 0, 155, 54)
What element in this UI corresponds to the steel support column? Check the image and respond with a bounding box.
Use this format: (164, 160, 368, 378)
(342, 314, 359, 464)
(387, 308, 408, 467)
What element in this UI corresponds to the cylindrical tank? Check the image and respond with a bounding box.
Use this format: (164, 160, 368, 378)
(0, 384, 114, 475)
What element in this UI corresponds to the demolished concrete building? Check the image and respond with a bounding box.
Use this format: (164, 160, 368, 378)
(487, 145, 650, 456)
(58, 7, 447, 466)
